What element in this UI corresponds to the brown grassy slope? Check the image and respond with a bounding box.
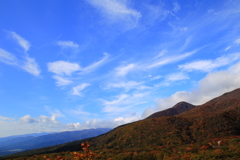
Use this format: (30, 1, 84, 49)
(89, 88, 240, 150)
(3, 88, 240, 159)
(179, 88, 240, 117)
(146, 101, 196, 119)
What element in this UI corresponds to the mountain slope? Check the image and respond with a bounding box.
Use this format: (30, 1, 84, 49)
(179, 88, 240, 117)
(3, 88, 240, 159)
(146, 101, 196, 119)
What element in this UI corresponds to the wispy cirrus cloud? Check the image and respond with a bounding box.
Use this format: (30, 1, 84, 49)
(7, 31, 31, 52)
(21, 57, 41, 76)
(115, 63, 136, 76)
(225, 46, 231, 51)
(48, 53, 109, 87)
(142, 62, 240, 118)
(166, 72, 189, 81)
(56, 40, 79, 48)
(0, 48, 41, 76)
(52, 75, 73, 86)
(172, 2, 180, 13)
(105, 81, 151, 92)
(48, 61, 81, 86)
(146, 49, 198, 69)
(81, 52, 109, 73)
(0, 31, 41, 76)
(68, 106, 92, 116)
(179, 53, 240, 72)
(48, 61, 81, 75)
(154, 72, 189, 88)
(101, 92, 148, 115)
(71, 83, 90, 96)
(0, 48, 18, 65)
(235, 38, 240, 44)
(87, 0, 141, 30)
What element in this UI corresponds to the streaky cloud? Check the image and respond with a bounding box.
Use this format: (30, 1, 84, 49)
(56, 40, 79, 48)
(71, 83, 90, 96)
(7, 31, 30, 52)
(147, 50, 194, 69)
(0, 48, 18, 65)
(87, 0, 141, 30)
(81, 52, 109, 73)
(179, 52, 240, 72)
(0, 48, 41, 76)
(48, 61, 81, 75)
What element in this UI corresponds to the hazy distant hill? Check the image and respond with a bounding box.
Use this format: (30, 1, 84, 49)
(2, 88, 240, 159)
(0, 128, 111, 157)
(0, 132, 52, 144)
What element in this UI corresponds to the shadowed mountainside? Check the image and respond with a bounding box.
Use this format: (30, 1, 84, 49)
(2, 88, 240, 159)
(146, 101, 196, 119)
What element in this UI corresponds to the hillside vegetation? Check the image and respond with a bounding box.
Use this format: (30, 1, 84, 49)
(2, 88, 240, 159)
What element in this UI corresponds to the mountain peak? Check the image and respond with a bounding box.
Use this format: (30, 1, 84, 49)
(146, 101, 196, 119)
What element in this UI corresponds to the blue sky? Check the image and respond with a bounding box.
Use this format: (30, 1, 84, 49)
(1, 0, 240, 137)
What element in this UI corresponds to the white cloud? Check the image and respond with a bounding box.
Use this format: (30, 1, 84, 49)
(56, 41, 79, 48)
(66, 116, 139, 130)
(81, 52, 109, 73)
(48, 61, 81, 75)
(154, 72, 189, 88)
(172, 2, 180, 13)
(52, 75, 73, 86)
(225, 46, 231, 51)
(179, 53, 240, 72)
(0, 116, 14, 121)
(66, 122, 82, 129)
(113, 116, 140, 124)
(103, 94, 128, 106)
(0, 48, 41, 76)
(105, 81, 151, 91)
(21, 56, 41, 76)
(48, 53, 109, 87)
(115, 63, 136, 76)
(66, 116, 140, 130)
(68, 106, 91, 115)
(166, 72, 189, 81)
(18, 115, 38, 123)
(71, 83, 90, 96)
(143, 62, 240, 118)
(0, 48, 18, 65)
(8, 31, 30, 52)
(19, 109, 64, 124)
(235, 38, 240, 44)
(87, 0, 141, 29)
(102, 93, 148, 114)
(151, 75, 162, 81)
(147, 49, 197, 69)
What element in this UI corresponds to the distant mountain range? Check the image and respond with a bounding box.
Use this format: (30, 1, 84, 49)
(0, 128, 111, 157)
(0, 132, 53, 144)
(2, 88, 240, 159)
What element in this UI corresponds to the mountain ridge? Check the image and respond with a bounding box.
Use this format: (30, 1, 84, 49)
(146, 101, 196, 119)
(0, 128, 111, 157)
(2, 88, 240, 159)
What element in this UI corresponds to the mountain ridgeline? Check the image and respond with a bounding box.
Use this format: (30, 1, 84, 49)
(146, 101, 196, 119)
(2, 88, 240, 159)
(0, 128, 111, 157)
